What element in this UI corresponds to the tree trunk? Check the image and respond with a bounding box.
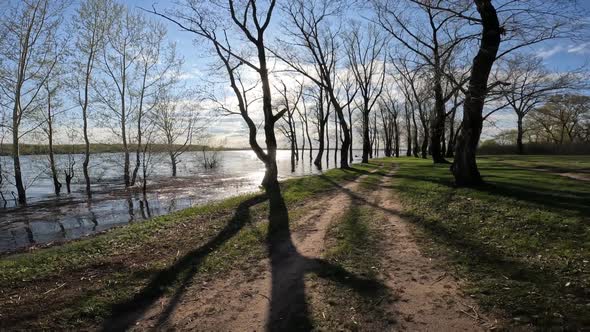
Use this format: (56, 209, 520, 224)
(362, 106, 370, 163)
(305, 120, 312, 164)
(314, 123, 324, 169)
(83, 106, 91, 197)
(47, 110, 61, 196)
(131, 74, 146, 187)
(430, 80, 448, 163)
(121, 62, 130, 187)
(170, 151, 177, 177)
(290, 136, 296, 172)
(314, 89, 325, 169)
(65, 173, 73, 194)
(446, 108, 457, 158)
(325, 113, 329, 167)
(258, 44, 281, 200)
(421, 118, 429, 159)
(441, 124, 446, 158)
(394, 117, 400, 157)
(412, 110, 420, 158)
(334, 113, 338, 166)
(12, 108, 26, 205)
(406, 112, 412, 157)
(516, 115, 524, 154)
(300, 121, 305, 162)
(333, 103, 351, 169)
(452, 0, 501, 186)
(348, 107, 354, 163)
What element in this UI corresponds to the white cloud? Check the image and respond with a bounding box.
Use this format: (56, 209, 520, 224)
(567, 42, 590, 55)
(537, 45, 564, 59)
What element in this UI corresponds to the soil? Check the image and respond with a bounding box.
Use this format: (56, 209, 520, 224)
(126, 164, 505, 331)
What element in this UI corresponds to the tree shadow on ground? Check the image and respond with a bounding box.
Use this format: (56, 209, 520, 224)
(264, 187, 389, 331)
(102, 173, 390, 331)
(398, 205, 590, 329)
(389, 162, 590, 329)
(101, 194, 268, 331)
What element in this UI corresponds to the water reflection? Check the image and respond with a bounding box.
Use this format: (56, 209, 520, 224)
(0, 150, 368, 253)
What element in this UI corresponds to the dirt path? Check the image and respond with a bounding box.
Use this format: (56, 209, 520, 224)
(130, 164, 502, 331)
(131, 173, 361, 331)
(371, 165, 502, 331)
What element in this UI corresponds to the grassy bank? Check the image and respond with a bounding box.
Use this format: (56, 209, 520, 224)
(393, 156, 590, 329)
(0, 165, 369, 330)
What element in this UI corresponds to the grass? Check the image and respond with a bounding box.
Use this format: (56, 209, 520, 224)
(481, 154, 590, 172)
(392, 155, 590, 329)
(0, 164, 369, 330)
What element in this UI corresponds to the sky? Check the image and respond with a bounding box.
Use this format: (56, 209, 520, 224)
(55, 1, 590, 147)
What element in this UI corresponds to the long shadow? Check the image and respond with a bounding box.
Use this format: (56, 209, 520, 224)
(318, 176, 402, 218)
(399, 207, 590, 329)
(103, 168, 391, 331)
(264, 189, 388, 331)
(101, 194, 268, 331)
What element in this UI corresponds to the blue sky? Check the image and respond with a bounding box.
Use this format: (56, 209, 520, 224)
(127, 0, 590, 74)
(58, 0, 590, 146)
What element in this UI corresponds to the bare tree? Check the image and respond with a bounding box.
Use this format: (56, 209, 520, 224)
(379, 83, 400, 157)
(71, 0, 118, 198)
(528, 94, 590, 144)
(273, 0, 355, 169)
(276, 80, 303, 172)
(94, 7, 145, 187)
(139, 121, 158, 195)
(200, 137, 222, 170)
(0, 0, 66, 205)
(296, 91, 313, 163)
(393, 57, 432, 158)
(149, 0, 285, 198)
(151, 90, 199, 177)
(445, 91, 463, 158)
(42, 80, 62, 195)
(495, 55, 585, 154)
(311, 85, 330, 169)
(63, 127, 78, 194)
(347, 24, 387, 163)
(342, 73, 358, 162)
(129, 20, 183, 186)
(0, 125, 6, 205)
(374, 0, 474, 163)
(404, 0, 588, 185)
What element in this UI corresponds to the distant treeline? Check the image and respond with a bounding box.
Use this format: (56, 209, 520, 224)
(0, 144, 225, 156)
(478, 142, 590, 155)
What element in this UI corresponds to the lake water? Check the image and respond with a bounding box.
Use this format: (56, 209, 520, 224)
(0, 149, 369, 253)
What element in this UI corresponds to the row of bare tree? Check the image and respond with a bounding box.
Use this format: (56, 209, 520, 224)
(1, 0, 587, 206)
(149, 0, 586, 200)
(0, 0, 207, 205)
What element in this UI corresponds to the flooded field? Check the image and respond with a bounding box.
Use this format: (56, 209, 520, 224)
(0, 149, 366, 253)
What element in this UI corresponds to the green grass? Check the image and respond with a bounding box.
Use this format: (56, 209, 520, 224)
(481, 154, 590, 172)
(392, 156, 590, 329)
